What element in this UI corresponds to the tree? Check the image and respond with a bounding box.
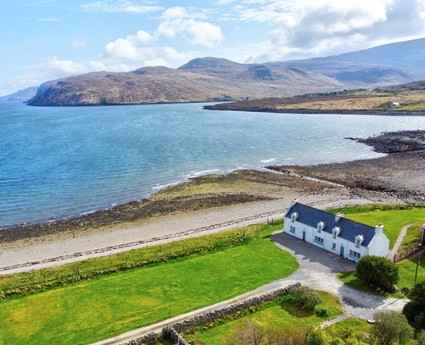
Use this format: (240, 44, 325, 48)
(266, 325, 309, 345)
(226, 320, 265, 345)
(410, 279, 425, 304)
(307, 330, 331, 345)
(403, 279, 425, 329)
(371, 311, 413, 345)
(417, 330, 425, 345)
(292, 286, 322, 310)
(356, 256, 399, 291)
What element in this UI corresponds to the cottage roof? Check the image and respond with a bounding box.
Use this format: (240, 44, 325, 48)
(285, 202, 376, 246)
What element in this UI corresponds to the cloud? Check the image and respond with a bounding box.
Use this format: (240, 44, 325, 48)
(81, 0, 162, 13)
(157, 7, 224, 47)
(249, 0, 425, 61)
(40, 57, 88, 75)
(104, 30, 154, 60)
(37, 17, 59, 22)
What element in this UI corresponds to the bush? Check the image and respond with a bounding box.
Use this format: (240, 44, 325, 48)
(403, 280, 425, 329)
(356, 256, 399, 292)
(307, 330, 331, 345)
(292, 286, 322, 310)
(314, 305, 330, 318)
(371, 311, 413, 345)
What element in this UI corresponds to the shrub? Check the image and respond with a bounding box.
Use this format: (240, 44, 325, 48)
(356, 256, 399, 292)
(314, 305, 330, 318)
(292, 286, 322, 311)
(307, 330, 332, 345)
(403, 280, 425, 329)
(371, 311, 413, 345)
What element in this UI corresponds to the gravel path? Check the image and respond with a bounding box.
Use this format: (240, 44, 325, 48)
(388, 223, 412, 259)
(272, 232, 408, 320)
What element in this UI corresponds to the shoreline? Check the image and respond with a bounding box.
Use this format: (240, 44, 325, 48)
(1, 130, 425, 272)
(203, 105, 425, 116)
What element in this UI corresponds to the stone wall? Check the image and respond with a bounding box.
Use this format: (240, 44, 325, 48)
(122, 283, 300, 344)
(166, 283, 300, 334)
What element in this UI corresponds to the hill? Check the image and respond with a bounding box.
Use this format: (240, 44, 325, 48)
(205, 86, 425, 114)
(278, 38, 425, 85)
(0, 86, 38, 102)
(27, 38, 425, 106)
(27, 59, 342, 106)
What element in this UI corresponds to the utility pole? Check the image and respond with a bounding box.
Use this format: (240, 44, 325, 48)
(414, 225, 425, 285)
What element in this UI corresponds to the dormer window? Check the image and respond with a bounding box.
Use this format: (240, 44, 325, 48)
(291, 212, 299, 223)
(332, 227, 340, 239)
(355, 235, 364, 248)
(317, 221, 325, 233)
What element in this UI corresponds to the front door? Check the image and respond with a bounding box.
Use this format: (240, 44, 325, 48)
(340, 245, 345, 257)
(302, 230, 306, 241)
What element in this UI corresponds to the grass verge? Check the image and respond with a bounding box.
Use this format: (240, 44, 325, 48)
(1, 222, 273, 298)
(0, 222, 298, 345)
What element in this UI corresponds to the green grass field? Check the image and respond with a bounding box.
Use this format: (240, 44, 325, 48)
(183, 291, 343, 345)
(0, 224, 297, 345)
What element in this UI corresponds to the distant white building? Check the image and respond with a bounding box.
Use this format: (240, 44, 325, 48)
(283, 202, 390, 262)
(389, 102, 400, 108)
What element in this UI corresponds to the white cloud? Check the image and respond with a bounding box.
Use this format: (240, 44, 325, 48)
(249, 0, 425, 61)
(157, 7, 224, 47)
(42, 56, 88, 75)
(81, 0, 162, 13)
(37, 17, 59, 22)
(104, 30, 154, 60)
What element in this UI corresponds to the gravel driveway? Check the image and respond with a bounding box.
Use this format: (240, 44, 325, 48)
(269, 231, 408, 320)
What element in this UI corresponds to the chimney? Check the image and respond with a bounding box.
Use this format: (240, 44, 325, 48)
(375, 223, 384, 235)
(335, 212, 344, 222)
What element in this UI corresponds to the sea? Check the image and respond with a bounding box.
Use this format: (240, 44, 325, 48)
(1, 101, 425, 229)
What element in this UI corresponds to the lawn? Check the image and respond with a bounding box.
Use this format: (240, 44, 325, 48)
(0, 225, 297, 345)
(183, 291, 344, 345)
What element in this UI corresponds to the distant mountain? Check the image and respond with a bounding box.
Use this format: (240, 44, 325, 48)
(278, 38, 425, 85)
(27, 38, 425, 106)
(0, 86, 38, 102)
(27, 59, 342, 106)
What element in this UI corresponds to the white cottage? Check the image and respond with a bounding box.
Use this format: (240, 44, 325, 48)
(283, 202, 389, 262)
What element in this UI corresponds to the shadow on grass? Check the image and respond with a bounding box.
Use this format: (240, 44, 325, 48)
(281, 302, 314, 318)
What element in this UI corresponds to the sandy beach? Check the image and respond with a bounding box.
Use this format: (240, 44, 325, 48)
(1, 130, 424, 274)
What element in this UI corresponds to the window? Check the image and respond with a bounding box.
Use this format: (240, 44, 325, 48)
(332, 226, 340, 239)
(349, 250, 361, 260)
(314, 236, 324, 245)
(332, 243, 336, 250)
(355, 235, 364, 248)
(291, 212, 299, 223)
(317, 221, 325, 233)
(290, 226, 296, 234)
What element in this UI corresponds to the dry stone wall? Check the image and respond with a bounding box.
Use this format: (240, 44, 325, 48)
(121, 283, 300, 344)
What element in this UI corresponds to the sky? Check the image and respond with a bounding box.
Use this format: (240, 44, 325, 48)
(1, 0, 425, 96)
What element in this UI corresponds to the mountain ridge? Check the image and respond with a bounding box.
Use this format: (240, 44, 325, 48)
(27, 60, 343, 106)
(27, 37, 425, 106)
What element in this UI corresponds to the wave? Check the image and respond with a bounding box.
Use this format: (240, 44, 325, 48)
(261, 158, 276, 164)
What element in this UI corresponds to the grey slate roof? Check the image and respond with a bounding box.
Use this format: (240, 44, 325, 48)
(285, 202, 376, 247)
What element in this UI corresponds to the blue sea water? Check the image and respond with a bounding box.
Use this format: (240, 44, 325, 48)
(1, 101, 425, 228)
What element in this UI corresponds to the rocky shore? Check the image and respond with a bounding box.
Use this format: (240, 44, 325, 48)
(269, 130, 425, 202)
(1, 130, 424, 271)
